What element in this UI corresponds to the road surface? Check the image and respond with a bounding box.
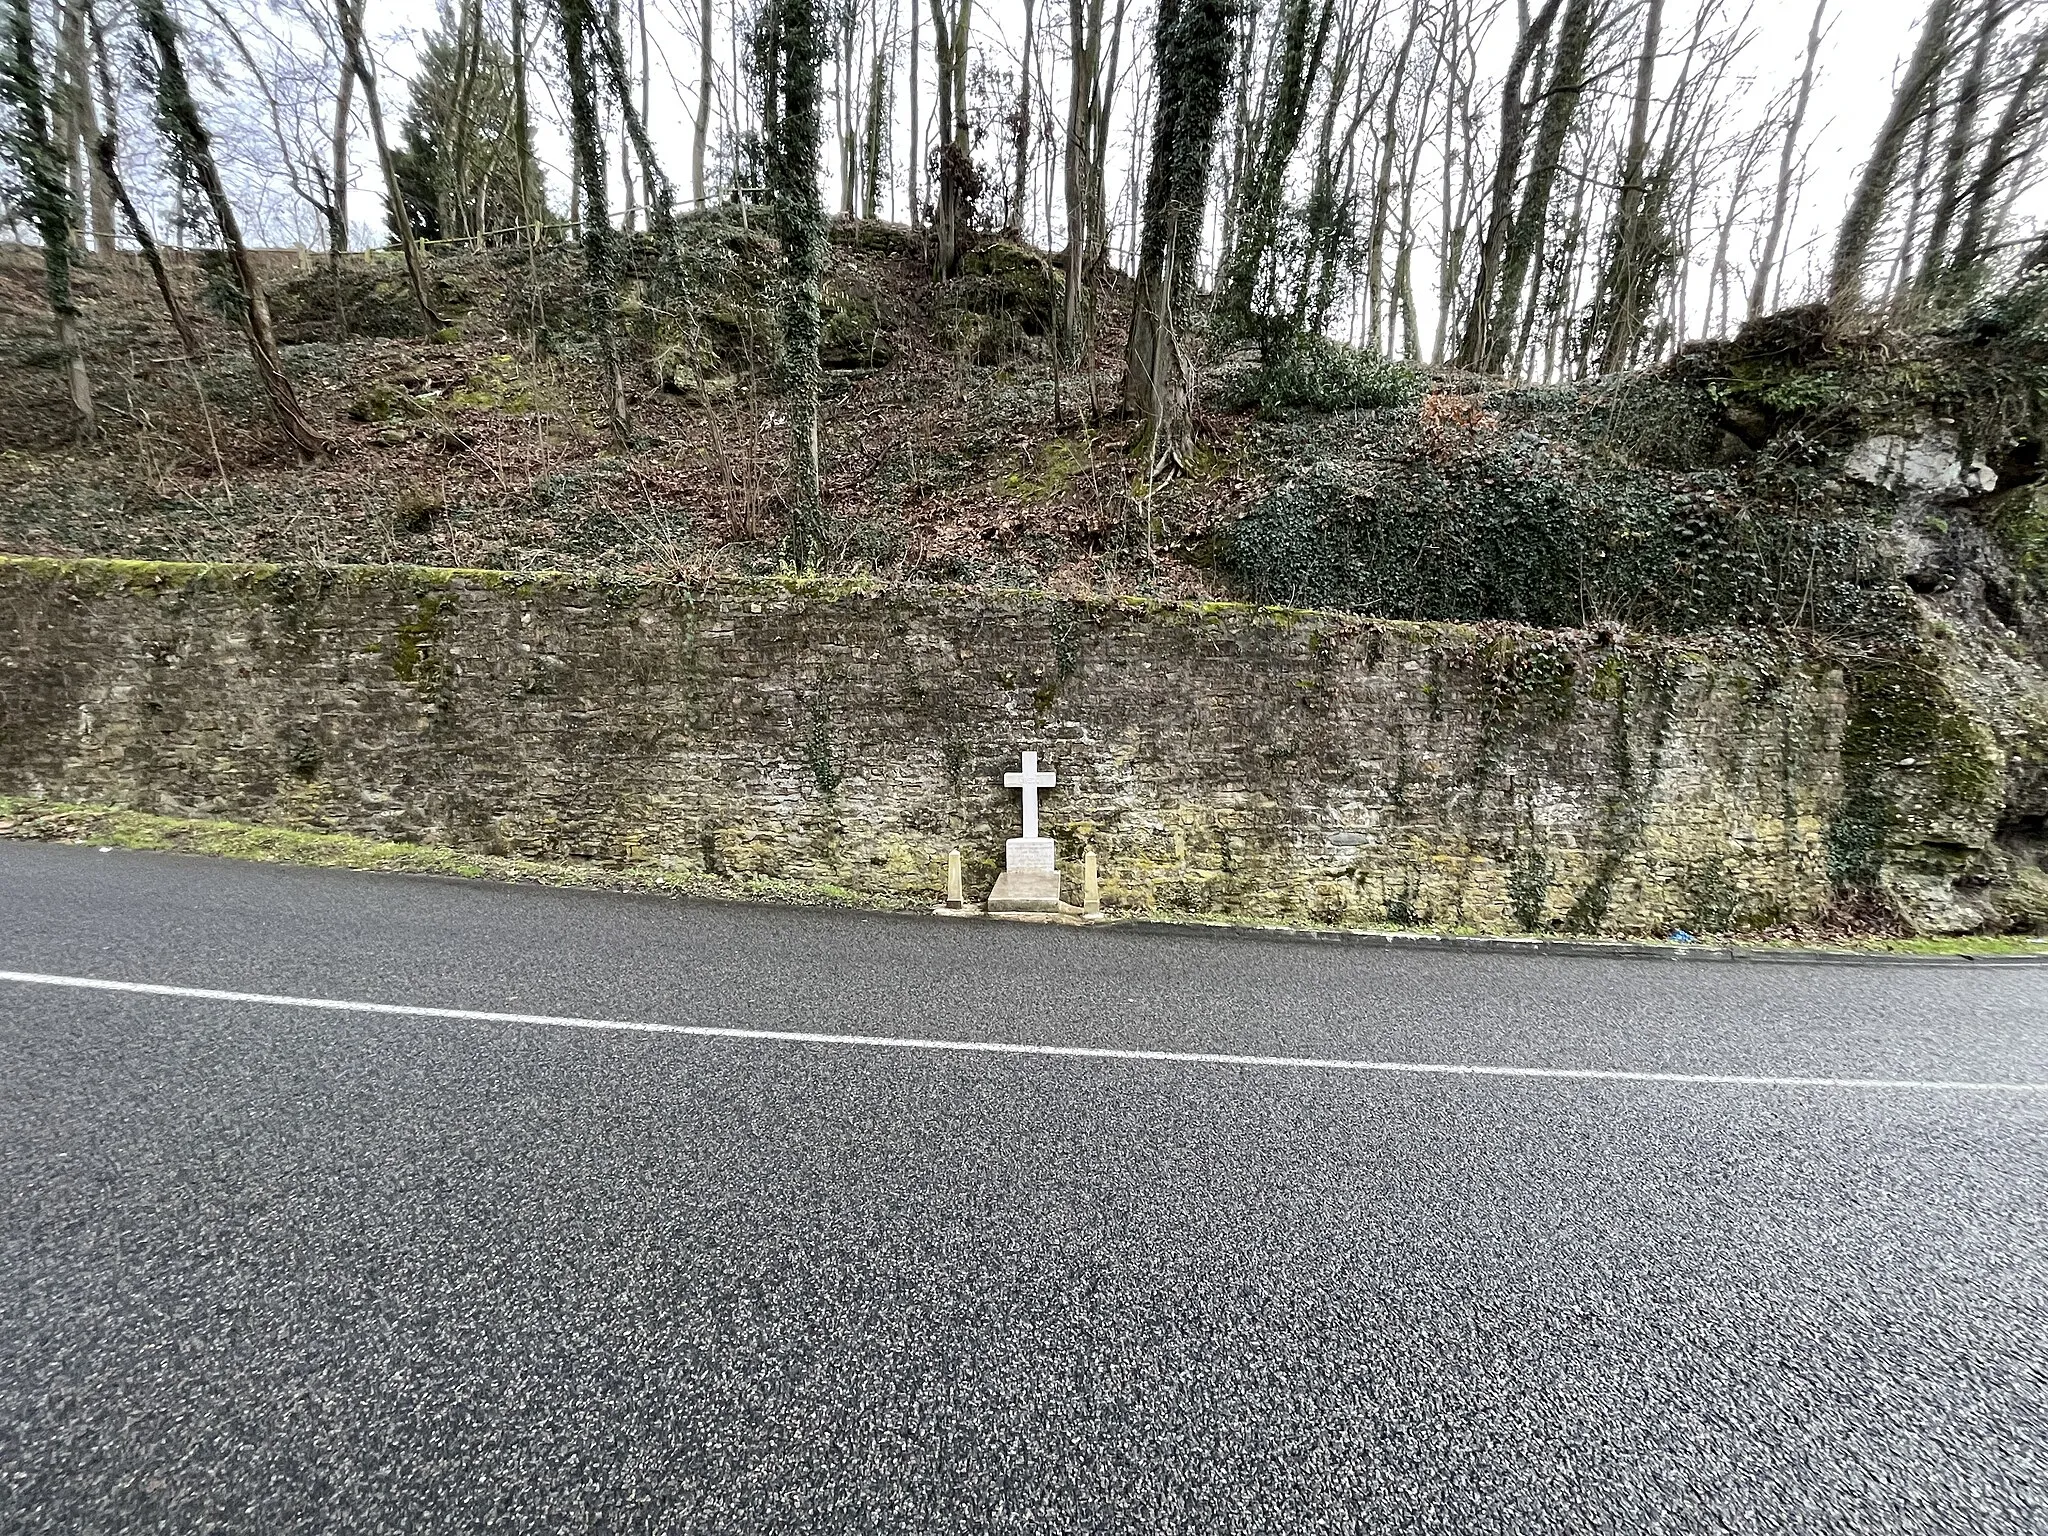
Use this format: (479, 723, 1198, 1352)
(1, 841, 2044, 1532)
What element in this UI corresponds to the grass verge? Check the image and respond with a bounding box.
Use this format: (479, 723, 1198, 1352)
(0, 796, 923, 916)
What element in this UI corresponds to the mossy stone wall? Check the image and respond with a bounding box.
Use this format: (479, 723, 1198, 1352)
(0, 555, 1980, 935)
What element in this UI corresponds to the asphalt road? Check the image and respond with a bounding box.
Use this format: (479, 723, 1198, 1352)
(1, 842, 2044, 1534)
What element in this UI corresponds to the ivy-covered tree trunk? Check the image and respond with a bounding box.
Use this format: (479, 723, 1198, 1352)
(860, 47, 885, 218)
(509, 0, 543, 238)
(928, 0, 975, 277)
(553, 0, 629, 443)
(593, 0, 675, 238)
(1121, 0, 1236, 476)
(1484, 0, 1597, 373)
(1005, 0, 1034, 231)
(336, 0, 444, 333)
(1595, 0, 1665, 373)
(1829, 0, 1959, 311)
(1913, 0, 2003, 294)
(2, 0, 93, 438)
(137, 0, 324, 458)
(82, 0, 198, 357)
(1454, 0, 1565, 369)
(764, 0, 827, 566)
(1215, 0, 1333, 328)
(1948, 24, 2048, 279)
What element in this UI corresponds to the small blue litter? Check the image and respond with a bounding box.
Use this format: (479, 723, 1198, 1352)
(1670, 930, 1696, 944)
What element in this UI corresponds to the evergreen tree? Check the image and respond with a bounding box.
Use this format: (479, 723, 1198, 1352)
(389, 2, 536, 243)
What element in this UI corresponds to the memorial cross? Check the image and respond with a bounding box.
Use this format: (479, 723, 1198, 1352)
(1003, 751, 1057, 840)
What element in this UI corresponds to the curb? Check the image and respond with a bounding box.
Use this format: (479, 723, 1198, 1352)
(1102, 918, 2048, 967)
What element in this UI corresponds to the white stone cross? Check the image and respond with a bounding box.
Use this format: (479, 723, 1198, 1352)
(1003, 751, 1057, 841)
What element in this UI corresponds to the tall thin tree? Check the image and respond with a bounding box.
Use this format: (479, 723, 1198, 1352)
(83, 0, 198, 356)
(1, 0, 92, 436)
(136, 0, 326, 457)
(763, 0, 828, 564)
(1829, 0, 1960, 310)
(1749, 0, 1825, 320)
(336, 0, 445, 331)
(1122, 0, 1237, 474)
(553, 0, 629, 441)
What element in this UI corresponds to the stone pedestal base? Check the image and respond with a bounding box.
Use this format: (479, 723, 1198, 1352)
(988, 837, 1062, 914)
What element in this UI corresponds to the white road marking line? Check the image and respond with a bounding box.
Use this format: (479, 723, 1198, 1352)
(0, 968, 2041, 1094)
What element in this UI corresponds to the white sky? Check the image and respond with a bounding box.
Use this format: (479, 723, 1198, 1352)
(142, 0, 2042, 340)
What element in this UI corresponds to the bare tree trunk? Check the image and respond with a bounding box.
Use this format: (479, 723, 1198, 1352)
(337, 0, 445, 332)
(1364, 10, 1421, 349)
(52, 0, 82, 249)
(1707, 132, 1766, 340)
(693, 0, 712, 204)
(1750, 0, 1825, 320)
(83, 0, 199, 355)
(907, 0, 920, 224)
(328, 56, 355, 255)
(1948, 22, 2048, 275)
(1215, 0, 1262, 269)
(1432, 3, 1475, 364)
(834, 3, 855, 216)
(1829, 0, 1959, 311)
(1007, 0, 1034, 232)
(511, 0, 542, 235)
(639, 0, 652, 205)
(63, 0, 112, 250)
(138, 0, 325, 457)
(1455, 0, 1566, 369)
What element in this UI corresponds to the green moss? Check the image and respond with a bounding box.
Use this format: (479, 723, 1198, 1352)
(0, 795, 926, 914)
(1827, 654, 2001, 891)
(1004, 434, 1093, 501)
(390, 592, 452, 688)
(446, 355, 535, 412)
(1992, 484, 2048, 578)
(803, 699, 842, 799)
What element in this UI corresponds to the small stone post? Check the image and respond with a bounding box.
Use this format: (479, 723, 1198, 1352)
(1082, 847, 1101, 920)
(946, 848, 965, 910)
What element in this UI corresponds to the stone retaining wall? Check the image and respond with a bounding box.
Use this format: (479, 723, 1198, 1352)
(0, 556, 1963, 934)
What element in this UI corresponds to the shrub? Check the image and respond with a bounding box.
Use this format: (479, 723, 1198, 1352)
(1223, 334, 1421, 416)
(1220, 439, 1902, 634)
